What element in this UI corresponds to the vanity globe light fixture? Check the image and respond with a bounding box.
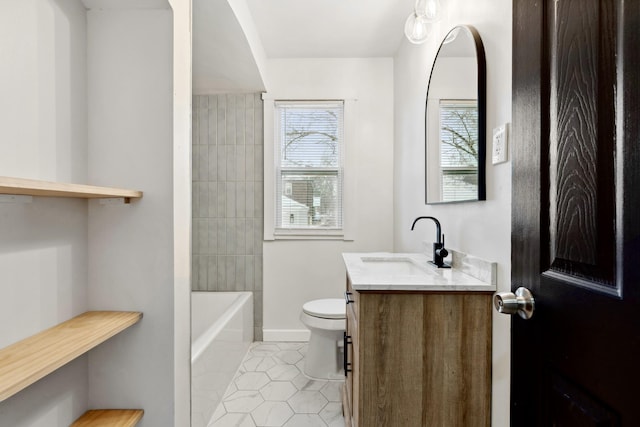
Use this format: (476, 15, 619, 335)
(416, 0, 443, 23)
(404, 12, 431, 44)
(404, 0, 444, 44)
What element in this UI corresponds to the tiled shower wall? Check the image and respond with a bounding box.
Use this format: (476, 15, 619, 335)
(192, 93, 264, 340)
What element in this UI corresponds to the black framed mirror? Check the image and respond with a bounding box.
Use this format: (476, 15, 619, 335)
(425, 25, 486, 204)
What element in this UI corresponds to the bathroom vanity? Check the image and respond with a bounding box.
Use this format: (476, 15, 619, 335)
(341, 252, 496, 427)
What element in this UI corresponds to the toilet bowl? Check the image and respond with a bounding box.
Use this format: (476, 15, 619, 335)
(300, 298, 346, 380)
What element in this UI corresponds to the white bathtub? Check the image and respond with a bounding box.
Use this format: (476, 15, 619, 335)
(191, 292, 253, 427)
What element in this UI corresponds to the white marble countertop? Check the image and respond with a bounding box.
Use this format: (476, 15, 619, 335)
(342, 252, 496, 292)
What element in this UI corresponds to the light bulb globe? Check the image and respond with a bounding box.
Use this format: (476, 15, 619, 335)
(414, 0, 443, 23)
(404, 13, 430, 44)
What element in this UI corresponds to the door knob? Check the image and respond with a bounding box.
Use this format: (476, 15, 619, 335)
(493, 287, 535, 319)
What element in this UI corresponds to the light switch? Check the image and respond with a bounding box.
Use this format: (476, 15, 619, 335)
(492, 123, 509, 164)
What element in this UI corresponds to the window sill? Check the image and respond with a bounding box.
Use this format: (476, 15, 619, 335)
(273, 228, 347, 241)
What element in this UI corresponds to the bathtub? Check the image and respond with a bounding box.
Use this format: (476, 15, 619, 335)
(191, 292, 253, 427)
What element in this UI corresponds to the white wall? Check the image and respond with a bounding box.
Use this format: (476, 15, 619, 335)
(0, 0, 89, 425)
(0, 0, 88, 182)
(393, 1, 512, 425)
(192, 0, 265, 94)
(263, 58, 394, 340)
(86, 8, 175, 427)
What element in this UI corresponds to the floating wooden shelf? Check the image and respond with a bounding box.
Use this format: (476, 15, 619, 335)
(71, 409, 144, 427)
(0, 176, 142, 203)
(0, 311, 142, 402)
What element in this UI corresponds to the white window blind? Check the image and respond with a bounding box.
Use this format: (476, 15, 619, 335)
(439, 100, 479, 202)
(275, 101, 344, 231)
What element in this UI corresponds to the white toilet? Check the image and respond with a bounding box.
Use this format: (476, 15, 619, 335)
(300, 298, 346, 380)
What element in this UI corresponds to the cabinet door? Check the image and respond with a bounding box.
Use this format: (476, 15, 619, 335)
(344, 312, 355, 426)
(344, 278, 359, 426)
(359, 293, 424, 425)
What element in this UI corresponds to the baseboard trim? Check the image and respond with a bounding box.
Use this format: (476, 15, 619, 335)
(262, 329, 310, 342)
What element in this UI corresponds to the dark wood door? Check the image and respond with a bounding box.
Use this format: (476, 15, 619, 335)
(511, 0, 640, 425)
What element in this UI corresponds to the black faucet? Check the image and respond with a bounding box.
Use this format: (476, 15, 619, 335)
(411, 216, 451, 268)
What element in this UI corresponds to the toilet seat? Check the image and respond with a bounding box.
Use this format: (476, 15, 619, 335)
(300, 298, 346, 379)
(302, 298, 345, 319)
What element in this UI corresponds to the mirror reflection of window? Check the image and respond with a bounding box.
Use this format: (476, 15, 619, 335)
(438, 99, 478, 202)
(425, 25, 486, 204)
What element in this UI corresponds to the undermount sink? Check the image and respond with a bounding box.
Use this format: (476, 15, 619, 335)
(359, 256, 431, 276)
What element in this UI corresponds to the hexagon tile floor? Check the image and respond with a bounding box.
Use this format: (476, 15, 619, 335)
(209, 342, 345, 427)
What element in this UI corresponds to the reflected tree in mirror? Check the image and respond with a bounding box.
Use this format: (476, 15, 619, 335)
(439, 100, 478, 201)
(425, 26, 486, 203)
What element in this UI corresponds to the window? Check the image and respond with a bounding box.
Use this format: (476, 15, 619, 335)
(439, 99, 479, 202)
(274, 101, 344, 234)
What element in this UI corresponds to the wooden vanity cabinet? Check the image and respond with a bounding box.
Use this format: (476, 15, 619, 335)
(342, 276, 492, 427)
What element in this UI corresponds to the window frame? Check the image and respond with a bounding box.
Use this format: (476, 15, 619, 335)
(263, 96, 356, 241)
(438, 99, 479, 202)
